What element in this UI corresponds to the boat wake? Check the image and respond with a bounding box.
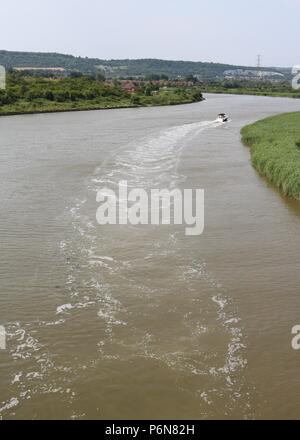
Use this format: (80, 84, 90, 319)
(0, 120, 252, 419)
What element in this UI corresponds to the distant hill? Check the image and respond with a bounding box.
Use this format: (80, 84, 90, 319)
(0, 50, 291, 80)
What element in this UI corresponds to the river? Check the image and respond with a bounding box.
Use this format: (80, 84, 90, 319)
(0, 94, 300, 419)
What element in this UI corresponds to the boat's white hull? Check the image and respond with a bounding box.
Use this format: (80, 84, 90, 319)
(216, 117, 228, 123)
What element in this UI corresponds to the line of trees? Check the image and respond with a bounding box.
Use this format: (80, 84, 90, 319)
(0, 72, 129, 105)
(0, 72, 204, 111)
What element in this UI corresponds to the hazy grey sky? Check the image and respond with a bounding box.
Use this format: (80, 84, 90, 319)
(1, 0, 299, 66)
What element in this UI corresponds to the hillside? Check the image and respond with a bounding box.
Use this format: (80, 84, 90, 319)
(0, 50, 290, 80)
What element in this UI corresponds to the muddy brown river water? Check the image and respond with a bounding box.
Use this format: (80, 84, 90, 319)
(0, 94, 300, 419)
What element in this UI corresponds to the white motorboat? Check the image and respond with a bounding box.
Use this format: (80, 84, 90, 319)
(216, 113, 229, 123)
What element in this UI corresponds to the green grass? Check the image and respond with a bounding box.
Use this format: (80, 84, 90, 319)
(201, 80, 300, 99)
(241, 112, 300, 200)
(202, 86, 300, 99)
(0, 91, 201, 116)
(1, 92, 204, 115)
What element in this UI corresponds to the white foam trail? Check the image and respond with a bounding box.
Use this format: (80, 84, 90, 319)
(0, 398, 19, 414)
(91, 120, 218, 191)
(56, 304, 74, 314)
(2, 117, 244, 420)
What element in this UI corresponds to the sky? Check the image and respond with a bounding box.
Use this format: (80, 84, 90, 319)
(1, 0, 299, 67)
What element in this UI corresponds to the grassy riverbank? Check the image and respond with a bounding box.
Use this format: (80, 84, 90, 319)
(0, 73, 204, 116)
(202, 80, 300, 99)
(241, 112, 300, 200)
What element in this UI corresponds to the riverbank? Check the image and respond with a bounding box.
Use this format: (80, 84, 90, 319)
(0, 99, 201, 117)
(241, 112, 300, 200)
(203, 87, 300, 99)
(201, 81, 300, 99)
(0, 92, 204, 116)
(0, 73, 204, 116)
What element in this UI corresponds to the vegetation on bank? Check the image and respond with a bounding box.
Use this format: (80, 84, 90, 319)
(241, 112, 300, 200)
(202, 80, 300, 98)
(0, 72, 204, 115)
